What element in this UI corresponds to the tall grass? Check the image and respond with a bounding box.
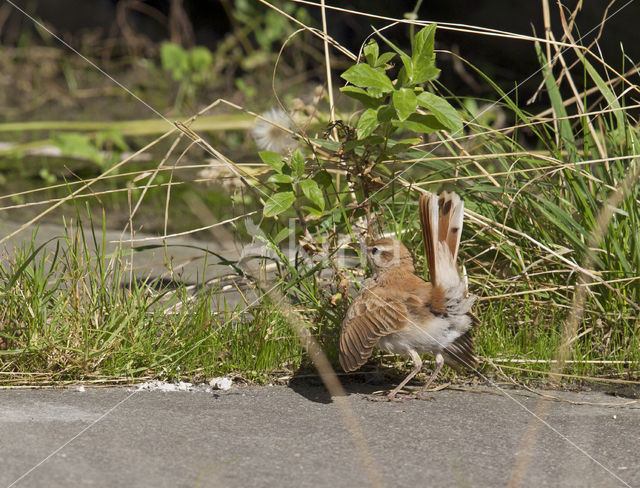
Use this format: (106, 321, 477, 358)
(239, 6, 640, 382)
(0, 2, 638, 388)
(0, 206, 303, 386)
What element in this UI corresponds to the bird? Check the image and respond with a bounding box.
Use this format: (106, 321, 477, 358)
(338, 191, 477, 400)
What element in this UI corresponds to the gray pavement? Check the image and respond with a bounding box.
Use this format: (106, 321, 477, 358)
(1, 383, 639, 488)
(0, 220, 261, 309)
(2, 223, 639, 487)
(0, 220, 243, 284)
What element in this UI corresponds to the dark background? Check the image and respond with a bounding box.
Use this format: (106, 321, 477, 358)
(3, 1, 639, 104)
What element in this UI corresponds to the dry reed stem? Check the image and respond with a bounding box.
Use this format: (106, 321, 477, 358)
(487, 358, 639, 365)
(493, 363, 640, 385)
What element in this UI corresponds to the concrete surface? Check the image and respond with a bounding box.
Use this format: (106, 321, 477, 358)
(0, 220, 262, 309)
(1, 383, 638, 488)
(0, 220, 242, 285)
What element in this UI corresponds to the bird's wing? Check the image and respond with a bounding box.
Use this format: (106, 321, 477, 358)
(442, 329, 477, 370)
(338, 290, 409, 372)
(442, 312, 480, 370)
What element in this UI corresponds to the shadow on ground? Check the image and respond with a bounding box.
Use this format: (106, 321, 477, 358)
(287, 368, 408, 404)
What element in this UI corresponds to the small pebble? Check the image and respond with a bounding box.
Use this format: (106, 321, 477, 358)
(209, 377, 232, 391)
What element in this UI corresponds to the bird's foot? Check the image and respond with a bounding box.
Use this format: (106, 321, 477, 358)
(415, 392, 435, 401)
(366, 392, 416, 402)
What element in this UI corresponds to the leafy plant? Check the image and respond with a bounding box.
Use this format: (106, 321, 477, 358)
(247, 19, 639, 382)
(161, 42, 213, 111)
(260, 149, 328, 218)
(334, 25, 462, 214)
(259, 24, 462, 227)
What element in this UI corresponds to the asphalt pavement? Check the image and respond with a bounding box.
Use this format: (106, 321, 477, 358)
(2, 224, 639, 487)
(1, 383, 638, 488)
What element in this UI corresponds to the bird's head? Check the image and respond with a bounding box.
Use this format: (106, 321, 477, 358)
(366, 238, 414, 274)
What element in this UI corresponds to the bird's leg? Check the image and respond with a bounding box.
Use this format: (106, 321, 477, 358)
(416, 352, 444, 398)
(385, 350, 422, 401)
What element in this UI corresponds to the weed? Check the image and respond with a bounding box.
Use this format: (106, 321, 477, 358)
(1, 4, 639, 388)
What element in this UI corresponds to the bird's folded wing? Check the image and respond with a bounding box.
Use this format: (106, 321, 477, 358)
(339, 292, 409, 372)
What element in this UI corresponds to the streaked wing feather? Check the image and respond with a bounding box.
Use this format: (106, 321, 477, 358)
(442, 329, 477, 371)
(339, 292, 409, 372)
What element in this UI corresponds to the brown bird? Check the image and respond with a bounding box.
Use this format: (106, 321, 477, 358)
(339, 191, 477, 400)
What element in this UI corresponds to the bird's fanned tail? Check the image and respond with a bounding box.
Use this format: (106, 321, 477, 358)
(419, 192, 465, 291)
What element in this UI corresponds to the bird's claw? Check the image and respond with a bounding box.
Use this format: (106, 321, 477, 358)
(415, 392, 435, 401)
(366, 393, 416, 402)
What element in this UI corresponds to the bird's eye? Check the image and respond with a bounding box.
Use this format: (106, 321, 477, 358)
(371, 247, 379, 255)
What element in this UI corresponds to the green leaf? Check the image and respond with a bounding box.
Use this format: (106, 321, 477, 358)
(392, 88, 418, 121)
(366, 87, 386, 99)
(412, 63, 440, 85)
(267, 174, 293, 184)
(301, 205, 323, 218)
(581, 55, 624, 131)
(375, 52, 396, 67)
(259, 151, 285, 173)
(340, 86, 382, 109)
(416, 92, 463, 132)
(399, 54, 413, 84)
(413, 24, 436, 62)
(356, 108, 379, 139)
(299, 179, 325, 210)
(313, 170, 332, 188)
(392, 113, 447, 133)
(290, 149, 305, 178)
(412, 25, 438, 85)
(377, 105, 395, 122)
(363, 40, 379, 66)
(263, 192, 296, 217)
(341, 63, 394, 93)
(397, 67, 409, 88)
(273, 226, 293, 244)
